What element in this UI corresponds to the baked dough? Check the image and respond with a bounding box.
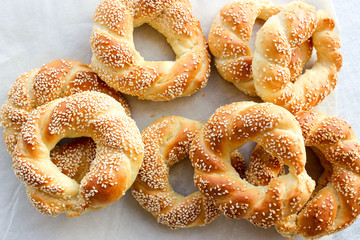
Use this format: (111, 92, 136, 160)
(0, 59, 130, 155)
(12, 92, 143, 216)
(132, 116, 220, 228)
(208, 0, 312, 96)
(252, 2, 342, 113)
(190, 101, 315, 228)
(247, 111, 360, 238)
(90, 0, 210, 101)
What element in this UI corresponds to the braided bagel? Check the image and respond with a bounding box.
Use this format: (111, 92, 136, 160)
(208, 0, 313, 96)
(90, 0, 210, 101)
(132, 116, 220, 228)
(190, 102, 315, 228)
(247, 111, 360, 238)
(12, 91, 144, 216)
(253, 2, 342, 113)
(0, 59, 130, 155)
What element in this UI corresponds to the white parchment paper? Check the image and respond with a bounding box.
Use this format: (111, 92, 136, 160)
(0, 0, 348, 239)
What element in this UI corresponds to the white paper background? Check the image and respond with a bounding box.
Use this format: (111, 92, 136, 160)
(0, 0, 359, 239)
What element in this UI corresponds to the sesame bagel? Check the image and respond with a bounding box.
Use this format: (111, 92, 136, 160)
(190, 102, 315, 228)
(252, 2, 342, 113)
(132, 116, 220, 229)
(90, 0, 210, 101)
(208, 0, 313, 96)
(246, 111, 360, 238)
(12, 91, 143, 217)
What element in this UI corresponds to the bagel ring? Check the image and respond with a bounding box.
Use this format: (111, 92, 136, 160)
(247, 111, 360, 238)
(253, 2, 342, 113)
(208, 0, 313, 96)
(12, 91, 144, 216)
(90, 0, 210, 101)
(132, 116, 220, 228)
(190, 101, 315, 228)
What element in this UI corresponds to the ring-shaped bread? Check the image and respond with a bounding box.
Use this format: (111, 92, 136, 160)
(12, 91, 144, 216)
(189, 101, 315, 228)
(246, 111, 360, 238)
(0, 59, 130, 155)
(208, 0, 313, 96)
(252, 2, 342, 113)
(132, 116, 220, 228)
(90, 0, 210, 101)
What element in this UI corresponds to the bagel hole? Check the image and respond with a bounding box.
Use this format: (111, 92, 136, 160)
(248, 19, 266, 53)
(133, 24, 176, 61)
(50, 137, 95, 183)
(304, 147, 325, 183)
(298, 37, 317, 77)
(302, 44, 317, 73)
(283, 165, 290, 175)
(168, 157, 198, 196)
(232, 141, 257, 177)
(55, 137, 82, 146)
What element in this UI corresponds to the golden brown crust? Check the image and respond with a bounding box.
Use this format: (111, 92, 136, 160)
(0, 59, 130, 155)
(189, 102, 315, 228)
(12, 92, 143, 217)
(90, 0, 210, 101)
(248, 111, 360, 238)
(253, 2, 342, 113)
(208, 0, 313, 96)
(132, 116, 220, 228)
(295, 112, 360, 238)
